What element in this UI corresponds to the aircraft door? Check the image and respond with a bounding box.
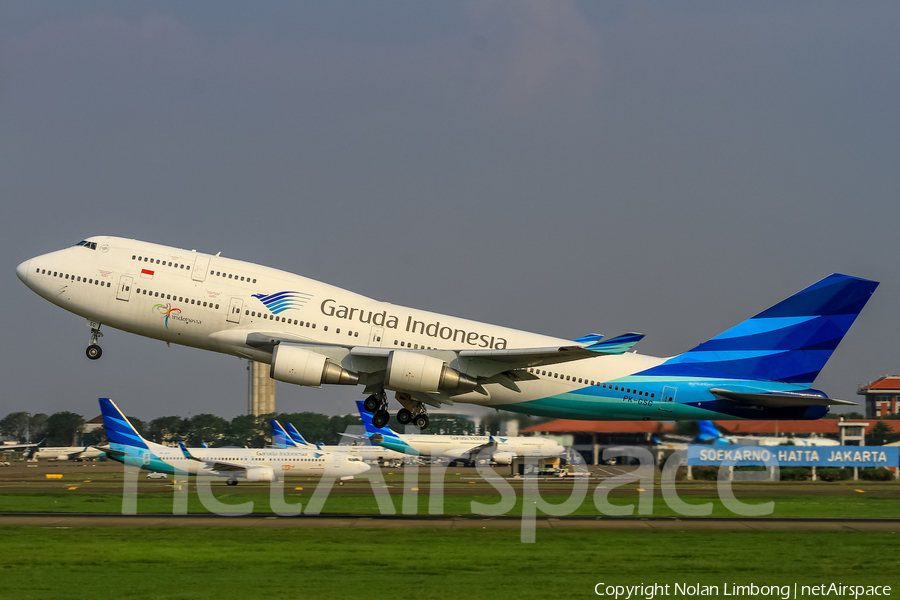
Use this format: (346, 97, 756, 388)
(116, 275, 133, 301)
(368, 326, 384, 347)
(192, 256, 210, 282)
(226, 298, 243, 324)
(658, 386, 676, 412)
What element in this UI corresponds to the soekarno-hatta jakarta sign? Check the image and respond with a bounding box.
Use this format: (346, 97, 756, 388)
(687, 445, 898, 467)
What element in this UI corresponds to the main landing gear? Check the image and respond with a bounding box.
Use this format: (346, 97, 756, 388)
(86, 323, 103, 361)
(226, 478, 239, 486)
(365, 392, 430, 430)
(396, 405, 429, 430)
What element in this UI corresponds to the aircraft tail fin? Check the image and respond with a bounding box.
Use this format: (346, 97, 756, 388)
(695, 421, 721, 442)
(285, 423, 310, 446)
(355, 401, 397, 439)
(271, 420, 296, 448)
(640, 274, 878, 385)
(98, 398, 149, 450)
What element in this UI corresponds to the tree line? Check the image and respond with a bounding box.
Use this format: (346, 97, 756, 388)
(0, 410, 503, 449)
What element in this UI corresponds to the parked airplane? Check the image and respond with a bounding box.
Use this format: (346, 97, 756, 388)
(271, 420, 406, 464)
(95, 399, 369, 485)
(33, 446, 106, 461)
(655, 421, 839, 449)
(356, 401, 565, 466)
(0, 440, 44, 455)
(17, 237, 877, 429)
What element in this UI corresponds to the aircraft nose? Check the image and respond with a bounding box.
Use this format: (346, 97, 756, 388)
(16, 259, 30, 283)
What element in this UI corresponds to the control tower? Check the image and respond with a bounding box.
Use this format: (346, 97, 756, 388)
(247, 361, 276, 416)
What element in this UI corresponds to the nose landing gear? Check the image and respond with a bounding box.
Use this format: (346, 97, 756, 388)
(86, 323, 103, 360)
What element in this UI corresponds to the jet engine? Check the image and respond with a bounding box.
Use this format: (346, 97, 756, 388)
(244, 467, 276, 483)
(385, 351, 479, 394)
(270, 344, 358, 387)
(491, 452, 515, 466)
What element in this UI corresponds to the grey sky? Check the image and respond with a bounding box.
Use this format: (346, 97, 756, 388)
(2, 1, 897, 422)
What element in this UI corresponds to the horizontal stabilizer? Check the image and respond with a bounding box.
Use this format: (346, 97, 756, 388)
(709, 388, 856, 408)
(586, 332, 645, 355)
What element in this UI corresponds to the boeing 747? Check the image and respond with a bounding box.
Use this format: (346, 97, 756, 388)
(17, 237, 877, 429)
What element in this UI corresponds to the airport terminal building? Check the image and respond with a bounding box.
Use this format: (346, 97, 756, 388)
(858, 376, 900, 418)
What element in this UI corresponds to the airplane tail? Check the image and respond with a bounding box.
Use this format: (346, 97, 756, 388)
(285, 423, 310, 447)
(356, 401, 396, 438)
(640, 274, 878, 386)
(99, 398, 150, 450)
(271, 420, 297, 448)
(695, 421, 721, 442)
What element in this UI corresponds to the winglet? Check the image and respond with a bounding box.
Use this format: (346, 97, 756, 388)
(586, 332, 645, 354)
(178, 441, 200, 462)
(573, 333, 603, 345)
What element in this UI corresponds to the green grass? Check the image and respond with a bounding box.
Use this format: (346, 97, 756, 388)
(1, 482, 899, 518)
(0, 527, 896, 599)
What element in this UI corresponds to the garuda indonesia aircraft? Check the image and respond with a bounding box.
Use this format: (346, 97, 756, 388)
(17, 237, 877, 429)
(97, 399, 369, 484)
(355, 401, 565, 466)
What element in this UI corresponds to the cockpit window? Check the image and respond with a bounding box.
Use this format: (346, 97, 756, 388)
(75, 240, 97, 250)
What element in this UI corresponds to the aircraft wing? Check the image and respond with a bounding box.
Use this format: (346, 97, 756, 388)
(245, 332, 644, 379)
(177, 442, 248, 473)
(709, 388, 857, 408)
(92, 445, 127, 458)
(0, 442, 41, 452)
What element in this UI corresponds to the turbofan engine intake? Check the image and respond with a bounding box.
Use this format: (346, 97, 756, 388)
(270, 344, 358, 387)
(385, 351, 479, 394)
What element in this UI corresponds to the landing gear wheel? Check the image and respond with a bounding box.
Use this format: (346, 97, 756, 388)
(372, 410, 390, 429)
(396, 408, 412, 425)
(86, 344, 102, 360)
(226, 479, 238, 486)
(413, 414, 430, 430)
(364, 396, 380, 413)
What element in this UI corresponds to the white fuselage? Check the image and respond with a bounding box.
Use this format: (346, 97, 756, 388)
(33, 446, 106, 460)
(140, 442, 370, 479)
(17, 236, 667, 416)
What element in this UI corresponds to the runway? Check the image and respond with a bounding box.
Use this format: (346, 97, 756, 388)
(3, 513, 899, 531)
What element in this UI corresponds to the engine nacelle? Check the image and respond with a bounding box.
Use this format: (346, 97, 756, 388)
(270, 344, 358, 387)
(385, 351, 479, 394)
(244, 467, 276, 483)
(491, 452, 515, 466)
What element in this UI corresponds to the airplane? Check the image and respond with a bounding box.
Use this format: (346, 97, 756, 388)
(32, 446, 107, 461)
(355, 401, 565, 466)
(271, 419, 406, 464)
(95, 398, 370, 485)
(655, 420, 838, 449)
(17, 236, 878, 429)
(0, 440, 44, 455)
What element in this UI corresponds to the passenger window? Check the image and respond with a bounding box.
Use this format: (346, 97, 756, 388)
(263, 313, 267, 319)
(336, 328, 341, 334)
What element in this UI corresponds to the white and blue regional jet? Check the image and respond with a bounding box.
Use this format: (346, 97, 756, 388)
(97, 398, 369, 484)
(18, 237, 877, 430)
